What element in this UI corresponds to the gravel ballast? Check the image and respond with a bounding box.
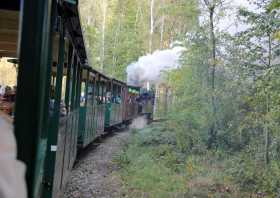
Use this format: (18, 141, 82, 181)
(63, 131, 130, 198)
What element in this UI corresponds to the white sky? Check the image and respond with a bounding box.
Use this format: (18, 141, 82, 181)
(203, 0, 259, 34)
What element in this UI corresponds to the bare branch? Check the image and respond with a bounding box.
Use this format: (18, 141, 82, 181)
(203, 0, 211, 9)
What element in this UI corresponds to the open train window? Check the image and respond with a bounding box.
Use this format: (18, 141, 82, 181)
(80, 82, 86, 107)
(87, 81, 94, 106)
(49, 33, 69, 117)
(100, 81, 105, 104)
(64, 44, 74, 111)
(96, 80, 103, 104)
(0, 8, 19, 118)
(0, 58, 17, 117)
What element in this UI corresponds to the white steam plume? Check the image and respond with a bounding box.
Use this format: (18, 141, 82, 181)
(126, 47, 185, 86)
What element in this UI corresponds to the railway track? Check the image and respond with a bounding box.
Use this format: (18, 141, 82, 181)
(64, 129, 130, 198)
(64, 116, 148, 198)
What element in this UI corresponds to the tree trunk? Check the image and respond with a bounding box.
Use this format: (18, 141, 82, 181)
(210, 8, 216, 91)
(149, 0, 155, 53)
(160, 0, 165, 49)
(101, 0, 107, 72)
(112, 2, 124, 77)
(265, 92, 270, 165)
(268, 33, 272, 67)
(265, 32, 272, 165)
(153, 84, 159, 119)
(160, 16, 165, 49)
(207, 5, 217, 149)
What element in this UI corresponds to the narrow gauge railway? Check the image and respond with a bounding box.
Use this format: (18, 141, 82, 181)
(0, 1, 153, 198)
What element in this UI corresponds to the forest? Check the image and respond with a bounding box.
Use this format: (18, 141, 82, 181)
(80, 0, 280, 197)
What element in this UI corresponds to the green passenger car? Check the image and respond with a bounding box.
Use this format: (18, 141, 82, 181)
(1, 1, 146, 198)
(105, 79, 125, 128)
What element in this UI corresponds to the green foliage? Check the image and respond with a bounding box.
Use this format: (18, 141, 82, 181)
(165, 28, 214, 150)
(267, 0, 280, 12)
(117, 125, 280, 197)
(80, 0, 199, 80)
(164, 0, 280, 154)
(116, 124, 188, 197)
(152, 0, 280, 195)
(227, 154, 280, 196)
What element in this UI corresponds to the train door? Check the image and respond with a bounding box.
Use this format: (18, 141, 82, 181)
(8, 1, 57, 197)
(105, 80, 112, 128)
(88, 71, 96, 144)
(78, 68, 88, 147)
(121, 85, 127, 121)
(95, 75, 108, 134)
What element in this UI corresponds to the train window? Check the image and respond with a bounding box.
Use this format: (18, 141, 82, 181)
(49, 33, 60, 116)
(106, 91, 111, 103)
(76, 64, 82, 108)
(70, 56, 78, 110)
(0, 58, 17, 117)
(111, 84, 115, 103)
(95, 81, 99, 104)
(87, 82, 93, 106)
(50, 74, 56, 98)
(92, 79, 96, 105)
(97, 81, 103, 104)
(59, 75, 67, 117)
(80, 82, 86, 107)
(100, 82, 104, 104)
(61, 76, 67, 101)
(116, 85, 122, 104)
(64, 44, 73, 111)
(103, 82, 107, 103)
(49, 32, 70, 117)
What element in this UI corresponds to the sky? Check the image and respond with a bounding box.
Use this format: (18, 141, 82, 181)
(217, 0, 259, 34)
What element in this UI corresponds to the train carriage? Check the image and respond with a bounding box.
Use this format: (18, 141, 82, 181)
(77, 67, 113, 149)
(0, 1, 88, 197)
(105, 79, 126, 129)
(78, 66, 97, 148)
(95, 73, 110, 136)
(0, 0, 153, 198)
(40, 3, 87, 197)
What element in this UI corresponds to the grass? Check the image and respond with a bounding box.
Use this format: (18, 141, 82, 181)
(113, 123, 280, 198)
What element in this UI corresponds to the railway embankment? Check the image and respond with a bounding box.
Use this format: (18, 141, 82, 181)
(115, 122, 276, 198)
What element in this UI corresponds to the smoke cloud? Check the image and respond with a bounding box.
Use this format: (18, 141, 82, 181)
(126, 47, 185, 86)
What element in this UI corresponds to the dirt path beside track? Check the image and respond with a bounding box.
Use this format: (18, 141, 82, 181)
(63, 130, 129, 198)
(63, 116, 147, 198)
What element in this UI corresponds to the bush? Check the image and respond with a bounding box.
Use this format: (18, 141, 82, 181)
(227, 154, 280, 196)
(116, 125, 188, 197)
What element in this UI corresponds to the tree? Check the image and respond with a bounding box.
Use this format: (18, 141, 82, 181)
(201, 0, 226, 148)
(80, 0, 199, 80)
(237, 1, 280, 164)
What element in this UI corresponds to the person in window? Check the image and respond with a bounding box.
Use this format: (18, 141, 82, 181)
(106, 92, 111, 104)
(60, 101, 67, 117)
(49, 86, 55, 116)
(0, 85, 5, 97)
(116, 95, 121, 104)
